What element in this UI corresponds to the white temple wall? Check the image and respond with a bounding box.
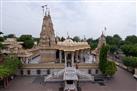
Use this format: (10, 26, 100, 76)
(30, 69, 37, 76)
(16, 68, 63, 76)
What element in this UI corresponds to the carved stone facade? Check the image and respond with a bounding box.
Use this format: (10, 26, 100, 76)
(38, 13, 57, 63)
(39, 49, 56, 63)
(39, 14, 56, 47)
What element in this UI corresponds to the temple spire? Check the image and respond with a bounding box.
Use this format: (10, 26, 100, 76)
(48, 8, 50, 16)
(39, 6, 55, 47)
(67, 32, 70, 39)
(83, 35, 86, 42)
(41, 5, 48, 16)
(97, 30, 106, 49)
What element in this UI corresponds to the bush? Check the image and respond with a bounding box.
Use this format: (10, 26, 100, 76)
(104, 61, 117, 76)
(0, 56, 22, 79)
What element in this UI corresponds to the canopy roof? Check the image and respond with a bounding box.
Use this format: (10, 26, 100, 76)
(57, 39, 90, 51)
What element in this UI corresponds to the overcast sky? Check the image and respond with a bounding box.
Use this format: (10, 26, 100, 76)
(0, 0, 136, 39)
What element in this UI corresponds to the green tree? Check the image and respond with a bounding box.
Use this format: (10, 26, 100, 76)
(60, 37, 65, 41)
(0, 42, 4, 50)
(0, 56, 22, 79)
(104, 61, 117, 76)
(106, 36, 113, 45)
(99, 45, 117, 76)
(121, 44, 137, 57)
(125, 35, 137, 44)
(18, 35, 34, 49)
(87, 38, 98, 50)
(7, 34, 16, 38)
(0, 37, 4, 42)
(18, 35, 32, 41)
(0, 32, 3, 35)
(106, 34, 122, 54)
(123, 57, 137, 68)
(99, 45, 109, 73)
(109, 45, 118, 54)
(23, 40, 34, 49)
(0, 66, 10, 79)
(87, 38, 93, 44)
(73, 36, 80, 42)
(113, 34, 122, 47)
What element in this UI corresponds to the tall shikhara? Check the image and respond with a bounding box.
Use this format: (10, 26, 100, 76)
(39, 12, 56, 47)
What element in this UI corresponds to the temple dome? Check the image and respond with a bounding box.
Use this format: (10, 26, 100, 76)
(57, 38, 89, 47)
(59, 39, 74, 46)
(63, 39, 74, 44)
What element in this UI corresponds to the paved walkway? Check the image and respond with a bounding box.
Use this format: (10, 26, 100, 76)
(0, 67, 137, 91)
(80, 67, 137, 91)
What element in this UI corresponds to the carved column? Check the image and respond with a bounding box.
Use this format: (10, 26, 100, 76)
(80, 50, 83, 62)
(76, 51, 79, 63)
(71, 52, 74, 66)
(59, 50, 62, 63)
(64, 52, 67, 67)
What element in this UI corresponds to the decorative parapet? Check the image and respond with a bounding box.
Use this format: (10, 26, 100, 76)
(57, 39, 90, 51)
(22, 63, 98, 69)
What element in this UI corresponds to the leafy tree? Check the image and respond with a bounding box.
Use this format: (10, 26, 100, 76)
(0, 37, 4, 42)
(0, 42, 4, 50)
(99, 45, 117, 76)
(125, 35, 137, 44)
(0, 56, 22, 79)
(0, 66, 10, 79)
(121, 44, 137, 57)
(60, 37, 65, 41)
(18, 35, 34, 49)
(113, 34, 122, 47)
(73, 36, 80, 42)
(7, 34, 16, 38)
(18, 35, 32, 41)
(23, 40, 34, 49)
(123, 57, 137, 68)
(4, 56, 22, 74)
(99, 45, 109, 73)
(104, 61, 117, 76)
(87, 38, 98, 50)
(0, 32, 3, 35)
(106, 36, 113, 45)
(87, 38, 93, 44)
(109, 45, 118, 54)
(106, 34, 122, 54)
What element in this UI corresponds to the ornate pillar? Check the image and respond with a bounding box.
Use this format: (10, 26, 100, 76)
(80, 50, 83, 62)
(71, 52, 74, 66)
(92, 55, 94, 63)
(25, 57, 27, 64)
(59, 50, 62, 63)
(76, 51, 79, 63)
(64, 52, 67, 67)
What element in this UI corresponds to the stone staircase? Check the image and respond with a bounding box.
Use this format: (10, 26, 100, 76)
(44, 67, 94, 82)
(44, 69, 65, 82)
(76, 69, 94, 82)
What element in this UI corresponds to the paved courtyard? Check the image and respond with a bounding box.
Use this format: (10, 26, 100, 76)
(0, 67, 137, 91)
